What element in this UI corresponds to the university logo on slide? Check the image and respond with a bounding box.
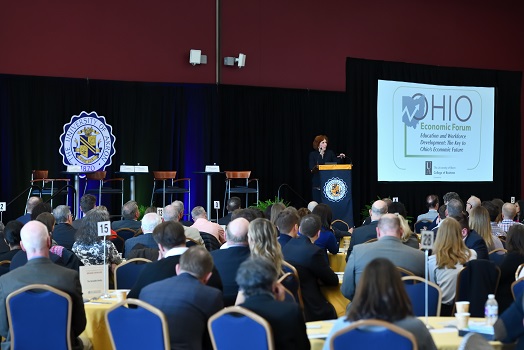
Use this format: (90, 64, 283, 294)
(323, 177, 348, 202)
(425, 161, 432, 175)
(59, 111, 116, 171)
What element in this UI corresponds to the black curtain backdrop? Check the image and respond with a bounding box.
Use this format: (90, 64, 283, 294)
(346, 57, 522, 221)
(0, 58, 521, 225)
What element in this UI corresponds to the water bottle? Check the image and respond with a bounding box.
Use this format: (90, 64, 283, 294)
(484, 294, 498, 326)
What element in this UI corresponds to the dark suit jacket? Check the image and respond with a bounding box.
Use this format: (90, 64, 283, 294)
(71, 217, 84, 230)
(124, 233, 157, 259)
(464, 230, 489, 260)
(217, 213, 232, 226)
(210, 245, 250, 306)
(111, 219, 142, 231)
(346, 220, 378, 260)
(10, 248, 83, 272)
(127, 253, 223, 299)
(282, 235, 339, 321)
(0, 257, 86, 350)
(497, 252, 524, 313)
(16, 213, 31, 225)
(241, 293, 310, 350)
(140, 273, 223, 350)
(52, 223, 77, 250)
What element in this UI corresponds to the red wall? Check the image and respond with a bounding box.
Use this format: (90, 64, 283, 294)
(1, 0, 523, 188)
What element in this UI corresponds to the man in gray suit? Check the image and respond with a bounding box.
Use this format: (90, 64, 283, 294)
(124, 212, 162, 258)
(341, 214, 425, 301)
(0, 221, 87, 350)
(139, 246, 223, 350)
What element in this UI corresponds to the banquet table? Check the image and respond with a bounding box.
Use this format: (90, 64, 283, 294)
(328, 251, 347, 272)
(320, 273, 349, 317)
(306, 317, 503, 350)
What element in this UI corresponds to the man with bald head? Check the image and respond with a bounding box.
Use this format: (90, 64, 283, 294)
(345, 199, 388, 260)
(498, 202, 522, 233)
(341, 214, 425, 300)
(0, 221, 87, 349)
(124, 212, 163, 258)
(210, 218, 251, 306)
(164, 204, 204, 245)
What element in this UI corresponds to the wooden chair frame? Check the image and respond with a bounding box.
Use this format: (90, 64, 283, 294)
(208, 306, 275, 350)
(151, 171, 191, 211)
(84, 171, 124, 208)
(396, 266, 415, 277)
(281, 260, 305, 311)
(401, 276, 442, 316)
(223, 171, 259, 215)
(511, 277, 524, 300)
(516, 263, 524, 280)
(329, 319, 418, 350)
(28, 169, 71, 208)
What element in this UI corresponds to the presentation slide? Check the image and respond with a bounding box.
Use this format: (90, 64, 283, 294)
(377, 80, 495, 182)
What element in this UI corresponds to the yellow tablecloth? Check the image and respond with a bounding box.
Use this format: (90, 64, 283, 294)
(306, 317, 502, 350)
(328, 252, 347, 272)
(321, 275, 349, 317)
(81, 292, 122, 350)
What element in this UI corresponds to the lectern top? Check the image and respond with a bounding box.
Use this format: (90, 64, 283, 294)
(318, 164, 352, 170)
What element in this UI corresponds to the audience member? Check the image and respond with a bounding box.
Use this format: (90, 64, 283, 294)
(72, 208, 122, 269)
(16, 196, 43, 225)
(454, 214, 489, 260)
(398, 214, 420, 249)
(0, 221, 23, 262)
(124, 212, 163, 258)
(417, 194, 439, 222)
(163, 204, 203, 244)
(276, 209, 300, 247)
(498, 203, 522, 234)
(210, 218, 250, 306)
(428, 218, 477, 316)
(247, 218, 284, 273)
(515, 200, 524, 223)
(443, 192, 461, 205)
(342, 214, 425, 301)
(144, 206, 157, 215)
(346, 200, 388, 259)
(72, 194, 97, 229)
(111, 200, 141, 230)
(496, 225, 524, 314)
(482, 200, 506, 237)
(311, 204, 338, 255)
(324, 258, 436, 350)
(30, 202, 52, 220)
(140, 246, 223, 350)
(52, 205, 77, 249)
(171, 200, 193, 226)
(269, 202, 286, 226)
(469, 206, 504, 252)
(191, 206, 225, 244)
(297, 207, 311, 220)
(466, 195, 481, 214)
(0, 221, 87, 350)
(218, 196, 241, 226)
(128, 221, 222, 299)
(307, 201, 318, 212)
(237, 257, 310, 350)
(231, 208, 260, 222)
(282, 214, 338, 321)
(494, 294, 524, 347)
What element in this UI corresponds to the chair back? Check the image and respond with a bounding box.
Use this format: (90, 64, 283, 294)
(402, 276, 442, 316)
(186, 238, 200, 247)
(115, 228, 140, 241)
(86, 171, 106, 181)
(32, 170, 49, 179)
(330, 219, 349, 232)
(414, 219, 435, 233)
(7, 284, 72, 350)
(281, 261, 305, 310)
(455, 259, 501, 317)
(516, 263, 524, 280)
(110, 236, 125, 254)
(397, 267, 415, 278)
(208, 306, 274, 350)
(488, 248, 507, 266)
(329, 319, 417, 350)
(114, 258, 152, 289)
(225, 171, 251, 179)
(511, 277, 524, 301)
(364, 238, 378, 244)
(152, 171, 177, 180)
(200, 232, 222, 251)
(106, 298, 170, 350)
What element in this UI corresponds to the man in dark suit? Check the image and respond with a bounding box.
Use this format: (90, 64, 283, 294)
(346, 199, 388, 260)
(237, 257, 310, 350)
(16, 196, 42, 225)
(342, 214, 425, 300)
(276, 209, 299, 247)
(52, 205, 77, 249)
(140, 246, 223, 350)
(72, 194, 96, 229)
(282, 214, 339, 321)
(0, 221, 87, 350)
(124, 212, 162, 258)
(218, 196, 241, 226)
(210, 218, 250, 306)
(127, 221, 222, 299)
(452, 214, 489, 260)
(111, 200, 142, 231)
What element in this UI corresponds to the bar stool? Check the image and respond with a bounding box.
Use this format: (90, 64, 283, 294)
(150, 171, 191, 209)
(84, 171, 124, 208)
(223, 171, 259, 215)
(28, 170, 70, 208)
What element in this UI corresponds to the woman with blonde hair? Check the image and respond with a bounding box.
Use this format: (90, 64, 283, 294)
(469, 206, 504, 252)
(428, 217, 477, 316)
(247, 218, 284, 273)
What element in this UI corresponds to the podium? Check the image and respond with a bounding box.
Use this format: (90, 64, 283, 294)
(318, 164, 354, 227)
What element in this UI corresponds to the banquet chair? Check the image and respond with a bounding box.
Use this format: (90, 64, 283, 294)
(115, 227, 141, 241)
(488, 248, 507, 267)
(151, 171, 190, 209)
(281, 261, 305, 311)
(0, 260, 10, 277)
(28, 170, 70, 208)
(511, 277, 524, 301)
(114, 258, 152, 289)
(208, 306, 274, 350)
(223, 171, 259, 215)
(106, 298, 170, 350)
(84, 171, 124, 208)
(454, 259, 501, 317)
(402, 276, 442, 316)
(186, 237, 200, 247)
(516, 263, 524, 280)
(200, 232, 222, 251)
(7, 284, 72, 350)
(397, 267, 415, 278)
(329, 319, 417, 350)
(110, 236, 125, 254)
(414, 219, 435, 233)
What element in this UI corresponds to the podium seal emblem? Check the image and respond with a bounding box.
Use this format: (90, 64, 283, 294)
(323, 177, 347, 202)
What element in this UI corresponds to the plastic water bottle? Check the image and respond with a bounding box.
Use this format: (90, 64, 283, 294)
(484, 294, 498, 326)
